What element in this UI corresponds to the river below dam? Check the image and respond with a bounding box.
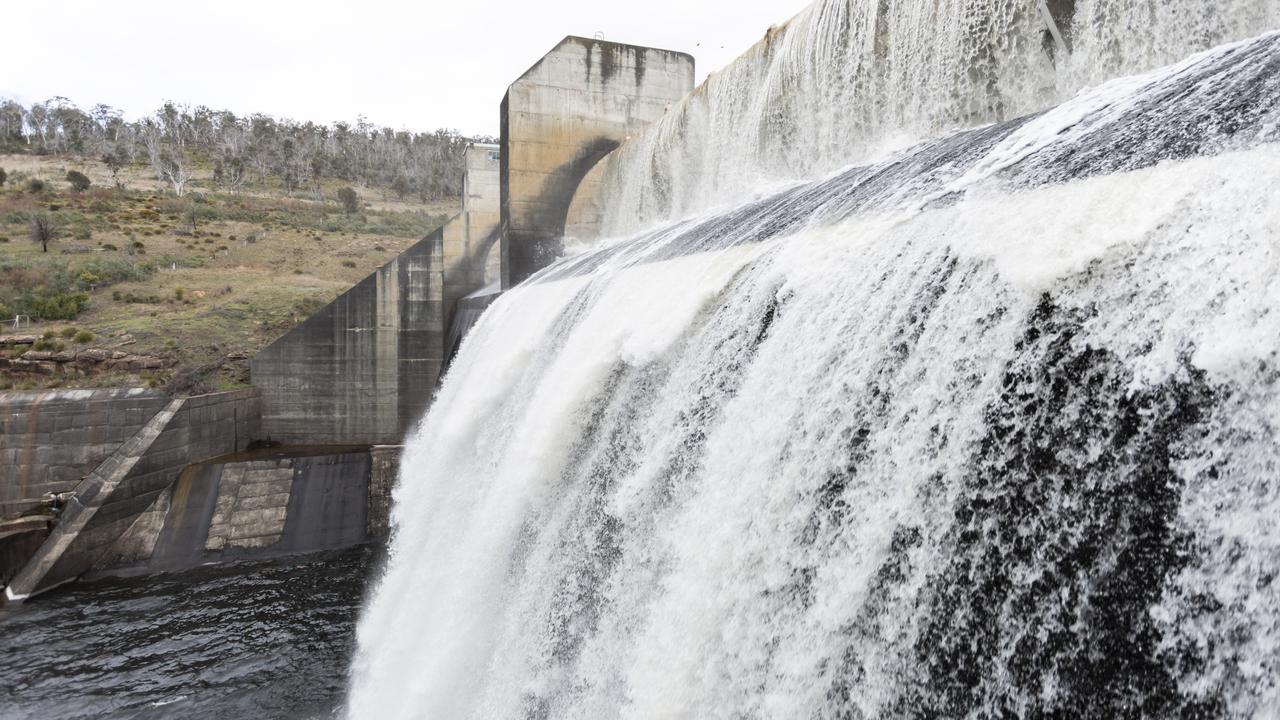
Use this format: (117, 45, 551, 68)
(0, 546, 376, 720)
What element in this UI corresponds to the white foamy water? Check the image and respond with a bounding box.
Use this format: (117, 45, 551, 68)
(593, 0, 1280, 236)
(348, 17, 1280, 720)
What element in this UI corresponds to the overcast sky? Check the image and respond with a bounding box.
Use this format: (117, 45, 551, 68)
(5, 0, 812, 136)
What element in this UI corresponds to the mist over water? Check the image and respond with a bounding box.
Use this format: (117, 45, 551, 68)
(348, 3, 1280, 717)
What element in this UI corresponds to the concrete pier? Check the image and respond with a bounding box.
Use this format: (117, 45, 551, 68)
(500, 37, 694, 288)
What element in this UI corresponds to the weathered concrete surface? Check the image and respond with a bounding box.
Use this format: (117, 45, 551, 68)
(254, 146, 502, 447)
(251, 232, 446, 446)
(501, 36, 694, 288)
(0, 389, 169, 517)
(4, 390, 260, 601)
(444, 285, 502, 371)
(564, 154, 613, 243)
(463, 142, 503, 290)
(276, 452, 370, 554)
(444, 143, 502, 340)
(98, 450, 375, 576)
(367, 445, 401, 539)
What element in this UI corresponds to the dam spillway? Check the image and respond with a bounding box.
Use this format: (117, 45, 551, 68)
(593, 0, 1280, 236)
(346, 9, 1280, 718)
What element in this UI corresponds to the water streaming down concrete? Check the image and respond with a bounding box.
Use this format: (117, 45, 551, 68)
(593, 0, 1280, 236)
(347, 21, 1280, 720)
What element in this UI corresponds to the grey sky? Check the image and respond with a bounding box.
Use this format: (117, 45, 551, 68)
(6, 0, 812, 136)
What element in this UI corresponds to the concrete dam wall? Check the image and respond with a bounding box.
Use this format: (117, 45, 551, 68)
(0, 389, 170, 517)
(113, 449, 383, 575)
(1, 386, 397, 601)
(500, 37, 694, 288)
(251, 37, 694, 447)
(5, 390, 260, 599)
(590, 0, 1280, 235)
(3, 32, 700, 607)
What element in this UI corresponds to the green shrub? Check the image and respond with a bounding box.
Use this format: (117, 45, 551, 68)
(73, 226, 92, 241)
(79, 257, 156, 285)
(337, 187, 359, 214)
(73, 330, 95, 344)
(341, 260, 357, 268)
(0, 167, 6, 187)
(29, 292, 90, 320)
(26, 178, 47, 194)
(0, 237, 8, 243)
(156, 254, 204, 269)
(42, 329, 57, 340)
(66, 171, 91, 193)
(60, 326, 79, 339)
(174, 286, 185, 301)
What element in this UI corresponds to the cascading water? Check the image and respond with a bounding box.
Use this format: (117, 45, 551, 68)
(593, 0, 1280, 235)
(347, 4, 1280, 718)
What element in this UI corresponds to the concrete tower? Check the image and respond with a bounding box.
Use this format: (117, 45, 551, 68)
(500, 37, 695, 288)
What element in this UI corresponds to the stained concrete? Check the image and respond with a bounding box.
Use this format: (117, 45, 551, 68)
(251, 232, 446, 446)
(253, 146, 502, 447)
(0, 389, 169, 517)
(444, 285, 502, 372)
(446, 143, 502, 340)
(99, 450, 376, 576)
(367, 446, 400, 539)
(4, 390, 260, 601)
(501, 37, 694, 288)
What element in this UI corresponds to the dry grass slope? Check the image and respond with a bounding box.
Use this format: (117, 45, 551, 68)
(0, 153, 456, 392)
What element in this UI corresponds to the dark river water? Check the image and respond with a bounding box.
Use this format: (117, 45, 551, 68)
(0, 545, 378, 720)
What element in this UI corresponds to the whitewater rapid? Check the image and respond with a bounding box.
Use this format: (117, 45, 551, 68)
(347, 27, 1280, 718)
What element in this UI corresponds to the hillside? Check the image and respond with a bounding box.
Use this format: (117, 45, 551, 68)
(0, 152, 457, 393)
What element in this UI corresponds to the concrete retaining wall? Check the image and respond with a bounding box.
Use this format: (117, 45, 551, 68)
(103, 450, 376, 575)
(251, 232, 446, 446)
(0, 389, 169, 516)
(4, 390, 260, 600)
(253, 146, 501, 447)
